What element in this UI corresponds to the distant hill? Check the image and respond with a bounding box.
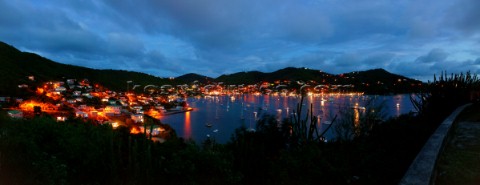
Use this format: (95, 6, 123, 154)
(217, 67, 418, 84)
(216, 67, 422, 94)
(216, 67, 334, 84)
(175, 73, 213, 84)
(343, 68, 410, 84)
(0, 41, 422, 96)
(0, 41, 170, 96)
(266, 67, 330, 82)
(216, 71, 266, 84)
(342, 68, 422, 94)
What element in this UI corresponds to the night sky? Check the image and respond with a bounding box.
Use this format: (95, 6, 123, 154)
(1, 0, 479, 81)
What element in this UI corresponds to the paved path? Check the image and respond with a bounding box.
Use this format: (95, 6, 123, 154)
(399, 104, 470, 185)
(434, 104, 480, 185)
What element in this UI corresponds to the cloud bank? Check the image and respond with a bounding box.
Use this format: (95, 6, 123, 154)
(0, 0, 479, 81)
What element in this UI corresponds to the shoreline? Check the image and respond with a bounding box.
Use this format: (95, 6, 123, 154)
(162, 108, 194, 116)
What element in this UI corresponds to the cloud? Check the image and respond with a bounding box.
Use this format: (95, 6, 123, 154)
(390, 50, 480, 81)
(0, 1, 106, 55)
(0, 0, 479, 81)
(108, 0, 258, 50)
(0, 1, 25, 28)
(447, 0, 480, 34)
(288, 53, 328, 68)
(415, 49, 448, 64)
(106, 33, 145, 57)
(362, 52, 395, 66)
(475, 58, 480, 65)
(408, 18, 437, 39)
(391, 61, 431, 77)
(277, 4, 334, 42)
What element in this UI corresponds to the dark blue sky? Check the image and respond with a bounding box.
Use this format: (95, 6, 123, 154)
(1, 0, 479, 81)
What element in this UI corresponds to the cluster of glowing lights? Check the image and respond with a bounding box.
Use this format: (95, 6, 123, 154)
(111, 122, 119, 128)
(206, 91, 221, 96)
(36, 86, 63, 100)
(52, 83, 60, 89)
(19, 100, 56, 112)
(92, 111, 108, 121)
(129, 125, 166, 136)
(36, 88, 45, 94)
(90, 92, 103, 97)
(45, 92, 62, 101)
(130, 127, 141, 134)
(145, 109, 162, 119)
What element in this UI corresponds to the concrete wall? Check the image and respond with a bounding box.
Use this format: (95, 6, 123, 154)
(399, 103, 471, 185)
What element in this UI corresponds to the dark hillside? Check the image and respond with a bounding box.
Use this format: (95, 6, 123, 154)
(216, 71, 266, 84)
(176, 73, 213, 84)
(0, 41, 423, 95)
(0, 42, 170, 95)
(343, 68, 422, 94)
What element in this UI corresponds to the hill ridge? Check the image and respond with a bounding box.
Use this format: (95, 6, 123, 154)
(0, 41, 421, 95)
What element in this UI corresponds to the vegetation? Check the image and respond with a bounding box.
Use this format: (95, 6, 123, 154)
(431, 72, 480, 184)
(0, 114, 238, 185)
(1, 71, 479, 185)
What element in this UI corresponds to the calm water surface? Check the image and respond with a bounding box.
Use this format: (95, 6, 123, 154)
(160, 94, 415, 143)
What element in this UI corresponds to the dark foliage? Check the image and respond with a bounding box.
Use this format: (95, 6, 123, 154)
(0, 114, 238, 185)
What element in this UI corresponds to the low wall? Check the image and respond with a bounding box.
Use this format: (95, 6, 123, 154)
(399, 103, 471, 185)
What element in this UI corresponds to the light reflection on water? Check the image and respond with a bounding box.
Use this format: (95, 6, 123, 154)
(160, 94, 416, 144)
(184, 111, 191, 139)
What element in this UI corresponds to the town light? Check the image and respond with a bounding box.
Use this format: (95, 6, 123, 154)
(111, 122, 119, 129)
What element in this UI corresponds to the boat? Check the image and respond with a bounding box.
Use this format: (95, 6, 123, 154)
(205, 122, 212, 127)
(351, 105, 366, 110)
